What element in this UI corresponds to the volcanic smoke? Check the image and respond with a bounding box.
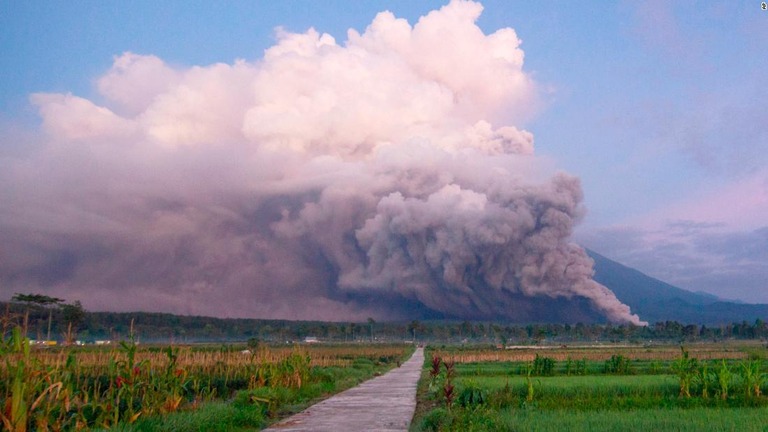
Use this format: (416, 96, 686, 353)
(0, 1, 644, 324)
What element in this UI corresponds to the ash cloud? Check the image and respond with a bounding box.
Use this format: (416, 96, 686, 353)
(0, 1, 643, 324)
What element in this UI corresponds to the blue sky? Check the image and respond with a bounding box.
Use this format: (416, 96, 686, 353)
(1, 1, 766, 313)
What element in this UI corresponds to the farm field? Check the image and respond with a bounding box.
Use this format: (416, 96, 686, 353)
(1, 327, 413, 431)
(412, 344, 768, 432)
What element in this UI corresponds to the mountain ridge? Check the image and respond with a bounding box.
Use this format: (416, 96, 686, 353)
(589, 249, 768, 325)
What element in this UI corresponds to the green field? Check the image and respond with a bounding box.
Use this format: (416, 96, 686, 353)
(419, 407, 768, 432)
(412, 346, 768, 432)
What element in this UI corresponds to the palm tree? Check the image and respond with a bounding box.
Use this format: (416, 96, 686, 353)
(11, 293, 64, 340)
(367, 317, 375, 342)
(408, 320, 421, 343)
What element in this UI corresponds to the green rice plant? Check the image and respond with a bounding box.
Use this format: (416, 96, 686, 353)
(414, 351, 768, 432)
(451, 374, 681, 412)
(493, 407, 768, 432)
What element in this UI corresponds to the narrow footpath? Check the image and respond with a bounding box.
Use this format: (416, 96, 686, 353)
(264, 346, 425, 432)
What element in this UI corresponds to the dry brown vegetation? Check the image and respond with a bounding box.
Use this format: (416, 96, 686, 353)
(1, 327, 411, 432)
(433, 343, 758, 364)
(17, 344, 408, 371)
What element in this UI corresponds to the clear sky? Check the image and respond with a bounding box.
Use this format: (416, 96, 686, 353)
(1, 1, 766, 314)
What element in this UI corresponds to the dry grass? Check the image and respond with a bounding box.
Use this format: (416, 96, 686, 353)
(10, 344, 408, 371)
(435, 343, 756, 364)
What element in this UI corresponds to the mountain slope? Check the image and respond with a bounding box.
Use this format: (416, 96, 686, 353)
(589, 249, 768, 324)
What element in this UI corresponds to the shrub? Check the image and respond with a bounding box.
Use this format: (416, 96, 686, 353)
(604, 354, 632, 375)
(420, 407, 453, 432)
(714, 360, 732, 400)
(489, 381, 517, 408)
(671, 347, 699, 398)
(457, 380, 487, 407)
(532, 354, 556, 376)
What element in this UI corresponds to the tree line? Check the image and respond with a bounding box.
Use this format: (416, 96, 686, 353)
(3, 294, 768, 344)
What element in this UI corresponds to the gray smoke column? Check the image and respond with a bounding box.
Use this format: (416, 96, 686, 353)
(0, 1, 644, 324)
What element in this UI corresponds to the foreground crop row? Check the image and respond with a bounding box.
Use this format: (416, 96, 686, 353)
(1, 327, 412, 431)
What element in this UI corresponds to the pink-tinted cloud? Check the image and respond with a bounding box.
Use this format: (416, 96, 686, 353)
(0, 1, 642, 324)
(624, 170, 768, 233)
(663, 173, 768, 229)
(578, 168, 768, 303)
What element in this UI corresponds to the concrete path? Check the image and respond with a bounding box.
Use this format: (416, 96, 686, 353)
(264, 347, 424, 432)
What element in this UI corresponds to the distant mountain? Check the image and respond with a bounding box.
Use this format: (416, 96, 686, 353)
(588, 249, 768, 325)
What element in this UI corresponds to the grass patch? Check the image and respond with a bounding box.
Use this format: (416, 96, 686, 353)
(106, 401, 265, 432)
(413, 348, 768, 432)
(415, 406, 768, 432)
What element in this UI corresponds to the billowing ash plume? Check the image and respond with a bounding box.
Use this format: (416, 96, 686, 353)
(0, 1, 644, 324)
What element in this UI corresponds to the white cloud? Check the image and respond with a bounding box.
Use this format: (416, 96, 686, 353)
(30, 93, 137, 142)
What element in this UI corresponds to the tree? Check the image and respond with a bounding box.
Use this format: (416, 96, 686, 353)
(754, 319, 767, 339)
(367, 317, 375, 342)
(12, 293, 64, 340)
(62, 301, 86, 328)
(408, 320, 421, 342)
(461, 320, 472, 340)
(61, 301, 87, 344)
(11, 293, 65, 309)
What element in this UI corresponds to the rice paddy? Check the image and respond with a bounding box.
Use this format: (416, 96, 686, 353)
(412, 344, 768, 431)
